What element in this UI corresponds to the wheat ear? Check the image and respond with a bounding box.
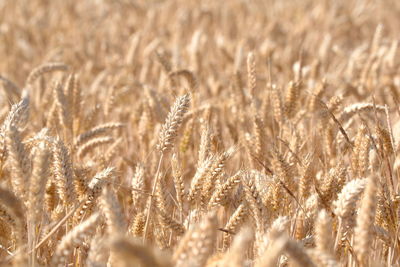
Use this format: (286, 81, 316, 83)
(173, 212, 217, 267)
(354, 175, 378, 266)
(26, 62, 68, 85)
(52, 213, 100, 266)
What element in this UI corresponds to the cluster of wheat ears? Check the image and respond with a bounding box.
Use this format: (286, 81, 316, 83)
(1, 0, 400, 266)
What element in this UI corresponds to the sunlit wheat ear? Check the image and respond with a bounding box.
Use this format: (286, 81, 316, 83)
(131, 163, 146, 210)
(333, 178, 366, 249)
(86, 234, 109, 267)
(26, 62, 69, 85)
(307, 249, 338, 267)
(72, 73, 82, 132)
(255, 234, 287, 267)
(243, 172, 264, 234)
(179, 118, 193, 153)
(253, 115, 266, 160)
(315, 210, 334, 255)
(284, 237, 316, 267)
(73, 166, 90, 200)
(308, 80, 325, 112)
(299, 155, 316, 201)
(77, 136, 114, 159)
(220, 226, 253, 267)
(168, 70, 198, 94)
(334, 178, 366, 219)
(45, 181, 57, 212)
(3, 98, 31, 201)
(53, 138, 76, 205)
(173, 212, 217, 267)
(0, 187, 26, 263)
(201, 146, 237, 208)
(155, 205, 186, 235)
(109, 235, 173, 267)
(351, 124, 370, 177)
(100, 186, 126, 234)
(267, 216, 290, 241)
(375, 124, 393, 155)
(130, 212, 146, 238)
(187, 156, 214, 204)
(338, 103, 386, 122)
(157, 93, 191, 153)
(74, 122, 124, 147)
(171, 153, 185, 212)
(28, 141, 51, 226)
(52, 213, 100, 267)
(144, 93, 190, 241)
(209, 170, 242, 208)
(271, 84, 283, 124)
(154, 172, 168, 214)
(222, 203, 248, 250)
(198, 123, 211, 165)
(54, 81, 72, 137)
(4, 95, 30, 130)
(354, 175, 378, 266)
(258, 229, 316, 267)
(75, 167, 115, 222)
(247, 51, 256, 95)
(284, 81, 300, 119)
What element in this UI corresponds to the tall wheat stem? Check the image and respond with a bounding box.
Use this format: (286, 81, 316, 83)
(143, 152, 164, 242)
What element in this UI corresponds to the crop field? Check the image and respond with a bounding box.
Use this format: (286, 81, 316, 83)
(0, 0, 400, 266)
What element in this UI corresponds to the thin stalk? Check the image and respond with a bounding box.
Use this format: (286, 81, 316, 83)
(334, 219, 343, 251)
(143, 152, 164, 242)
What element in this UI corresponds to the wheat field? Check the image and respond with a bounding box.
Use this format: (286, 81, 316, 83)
(0, 0, 400, 266)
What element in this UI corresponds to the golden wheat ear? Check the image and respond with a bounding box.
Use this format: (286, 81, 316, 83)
(26, 63, 69, 86)
(354, 175, 378, 266)
(221, 203, 248, 250)
(53, 138, 76, 206)
(0, 186, 27, 264)
(74, 167, 115, 223)
(28, 141, 51, 254)
(220, 226, 253, 267)
(109, 235, 173, 267)
(173, 212, 217, 267)
(333, 178, 366, 250)
(157, 93, 191, 153)
(100, 185, 127, 234)
(52, 213, 101, 267)
(315, 210, 335, 260)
